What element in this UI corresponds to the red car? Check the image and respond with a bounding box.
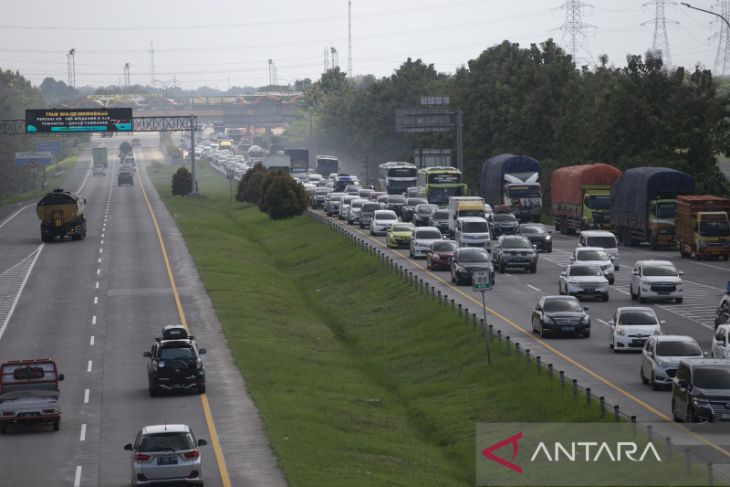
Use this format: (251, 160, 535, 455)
(426, 240, 459, 270)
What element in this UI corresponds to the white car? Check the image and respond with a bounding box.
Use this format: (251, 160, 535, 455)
(370, 210, 398, 235)
(578, 230, 619, 270)
(712, 324, 730, 358)
(410, 226, 444, 259)
(570, 247, 615, 285)
(338, 195, 359, 220)
(640, 335, 703, 389)
(92, 165, 105, 176)
(346, 199, 368, 225)
(559, 264, 609, 301)
(609, 307, 664, 352)
(629, 260, 684, 304)
(454, 217, 491, 251)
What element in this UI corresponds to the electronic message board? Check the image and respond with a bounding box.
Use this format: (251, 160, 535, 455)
(25, 108, 132, 133)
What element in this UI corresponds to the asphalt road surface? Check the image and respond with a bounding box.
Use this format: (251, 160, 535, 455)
(0, 135, 285, 487)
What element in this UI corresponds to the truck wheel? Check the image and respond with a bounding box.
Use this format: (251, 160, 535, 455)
(53, 420, 60, 431)
(0, 423, 7, 434)
(198, 384, 206, 394)
(649, 235, 658, 251)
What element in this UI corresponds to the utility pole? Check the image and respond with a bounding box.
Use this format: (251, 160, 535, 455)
(558, 0, 595, 64)
(348, 0, 353, 77)
(268, 59, 273, 86)
(681, 2, 730, 74)
(149, 42, 155, 87)
(330, 47, 339, 69)
(67, 48, 76, 88)
(123, 63, 131, 91)
(643, 0, 677, 67)
(363, 155, 370, 187)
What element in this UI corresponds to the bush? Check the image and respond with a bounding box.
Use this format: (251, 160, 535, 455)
(171, 167, 193, 195)
(161, 133, 183, 160)
(236, 162, 267, 203)
(261, 172, 307, 220)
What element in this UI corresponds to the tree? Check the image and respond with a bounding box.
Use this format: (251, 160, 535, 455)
(262, 173, 307, 219)
(237, 162, 267, 203)
(171, 167, 193, 195)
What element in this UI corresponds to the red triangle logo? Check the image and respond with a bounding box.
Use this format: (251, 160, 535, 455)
(481, 432, 523, 474)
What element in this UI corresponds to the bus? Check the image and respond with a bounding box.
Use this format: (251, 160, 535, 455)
(378, 162, 418, 195)
(417, 166, 468, 205)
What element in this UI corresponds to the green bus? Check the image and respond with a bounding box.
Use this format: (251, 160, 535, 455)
(417, 166, 468, 205)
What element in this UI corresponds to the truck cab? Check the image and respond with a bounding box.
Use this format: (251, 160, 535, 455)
(676, 195, 730, 260)
(0, 359, 64, 434)
(504, 183, 542, 223)
(582, 187, 611, 229)
(648, 198, 678, 248)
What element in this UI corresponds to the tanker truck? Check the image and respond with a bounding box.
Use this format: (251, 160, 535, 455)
(610, 167, 694, 249)
(36, 189, 86, 242)
(480, 154, 542, 222)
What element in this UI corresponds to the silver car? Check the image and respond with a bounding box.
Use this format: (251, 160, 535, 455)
(409, 226, 443, 259)
(609, 307, 663, 353)
(559, 264, 609, 301)
(570, 247, 615, 285)
(640, 335, 702, 389)
(124, 424, 207, 486)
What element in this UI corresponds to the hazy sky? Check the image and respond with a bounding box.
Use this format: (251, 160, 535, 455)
(0, 0, 726, 89)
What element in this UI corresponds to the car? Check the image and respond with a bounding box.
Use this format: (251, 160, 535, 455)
(450, 247, 495, 285)
(429, 208, 450, 234)
(531, 295, 591, 338)
(427, 239, 458, 270)
(358, 188, 375, 199)
(385, 194, 407, 216)
(346, 198, 368, 225)
(519, 223, 552, 253)
(413, 203, 438, 226)
(370, 210, 398, 235)
(409, 226, 443, 258)
(386, 223, 415, 249)
(484, 203, 494, 219)
(578, 230, 619, 269)
(324, 192, 346, 216)
(118, 169, 134, 186)
(492, 235, 538, 273)
(369, 191, 386, 202)
(143, 325, 207, 396)
(92, 165, 106, 177)
(714, 285, 730, 329)
(310, 187, 332, 209)
(711, 324, 730, 358)
(376, 194, 390, 206)
(454, 217, 491, 250)
(344, 184, 362, 195)
(641, 335, 703, 390)
(629, 260, 684, 304)
(124, 424, 207, 486)
(338, 195, 359, 220)
(359, 202, 382, 229)
(672, 359, 730, 422)
(570, 247, 614, 285)
(608, 307, 663, 353)
(559, 264, 609, 301)
(402, 197, 429, 222)
(489, 212, 519, 238)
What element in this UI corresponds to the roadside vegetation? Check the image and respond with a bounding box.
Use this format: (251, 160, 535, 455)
(0, 154, 80, 206)
(151, 163, 617, 486)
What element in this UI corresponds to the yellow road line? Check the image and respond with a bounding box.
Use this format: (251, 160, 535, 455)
(323, 212, 730, 459)
(138, 168, 232, 487)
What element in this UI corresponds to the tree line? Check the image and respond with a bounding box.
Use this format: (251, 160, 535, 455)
(287, 39, 730, 197)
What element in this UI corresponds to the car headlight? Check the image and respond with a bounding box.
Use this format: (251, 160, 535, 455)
(432, 254, 440, 260)
(693, 398, 710, 406)
(642, 285, 651, 291)
(542, 316, 554, 324)
(616, 326, 625, 336)
(545, 235, 551, 241)
(580, 316, 590, 325)
(610, 255, 616, 261)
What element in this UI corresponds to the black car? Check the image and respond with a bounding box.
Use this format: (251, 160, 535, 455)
(402, 198, 429, 222)
(672, 359, 730, 422)
(429, 209, 450, 234)
(519, 223, 552, 252)
(531, 296, 590, 338)
(144, 325, 207, 396)
(451, 247, 495, 286)
(385, 195, 407, 216)
(413, 204, 438, 226)
(489, 213, 519, 238)
(492, 235, 538, 273)
(118, 169, 134, 186)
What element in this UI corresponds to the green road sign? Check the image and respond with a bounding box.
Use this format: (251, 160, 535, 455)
(472, 270, 492, 291)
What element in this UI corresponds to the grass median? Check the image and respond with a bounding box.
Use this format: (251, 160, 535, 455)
(150, 163, 621, 486)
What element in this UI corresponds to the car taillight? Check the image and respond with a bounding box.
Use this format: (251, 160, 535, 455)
(42, 409, 55, 414)
(2, 411, 14, 416)
(184, 450, 200, 459)
(134, 453, 151, 462)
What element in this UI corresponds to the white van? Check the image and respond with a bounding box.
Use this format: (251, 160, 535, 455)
(578, 230, 619, 270)
(455, 217, 491, 251)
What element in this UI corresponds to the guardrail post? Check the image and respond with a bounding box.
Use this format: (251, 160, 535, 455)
(599, 397, 605, 417)
(458, 303, 462, 318)
(685, 449, 691, 476)
(464, 308, 469, 324)
(437, 290, 442, 303)
(525, 349, 531, 366)
(707, 462, 714, 486)
(479, 319, 485, 337)
(505, 336, 510, 354)
(631, 416, 637, 437)
(536, 356, 541, 372)
(665, 437, 673, 461)
(559, 370, 564, 388)
(489, 324, 494, 340)
(515, 342, 521, 354)
(585, 387, 591, 405)
(472, 313, 477, 331)
(547, 363, 553, 380)
(572, 379, 578, 399)
(450, 299, 455, 312)
(497, 329, 502, 344)
(613, 405, 620, 422)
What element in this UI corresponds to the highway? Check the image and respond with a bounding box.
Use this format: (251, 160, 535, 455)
(0, 135, 285, 487)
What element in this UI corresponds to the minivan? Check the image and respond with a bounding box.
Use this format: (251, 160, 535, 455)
(455, 217, 491, 251)
(672, 359, 730, 422)
(578, 230, 619, 270)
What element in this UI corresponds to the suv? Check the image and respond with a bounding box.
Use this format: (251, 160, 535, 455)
(641, 335, 702, 390)
(118, 169, 134, 186)
(492, 235, 538, 273)
(144, 326, 207, 396)
(629, 260, 684, 304)
(578, 230, 619, 269)
(385, 195, 407, 216)
(672, 359, 730, 422)
(359, 202, 382, 229)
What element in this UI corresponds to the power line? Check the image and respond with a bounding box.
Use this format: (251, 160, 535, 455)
(712, 0, 730, 75)
(642, 0, 678, 66)
(558, 0, 595, 64)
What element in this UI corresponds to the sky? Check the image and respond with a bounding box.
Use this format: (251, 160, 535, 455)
(0, 0, 727, 90)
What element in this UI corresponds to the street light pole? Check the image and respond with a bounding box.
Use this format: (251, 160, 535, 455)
(680, 2, 730, 30)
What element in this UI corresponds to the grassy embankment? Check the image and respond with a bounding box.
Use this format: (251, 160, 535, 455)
(0, 154, 80, 206)
(150, 163, 685, 486)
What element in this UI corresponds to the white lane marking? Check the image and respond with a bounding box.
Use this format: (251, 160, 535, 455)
(527, 284, 541, 292)
(0, 245, 44, 342)
(90, 336, 95, 346)
(76, 160, 92, 193)
(598, 319, 609, 327)
(0, 204, 33, 230)
(74, 466, 82, 487)
(100, 239, 104, 245)
(93, 297, 98, 305)
(96, 268, 101, 275)
(95, 281, 99, 289)
(87, 360, 92, 372)
(97, 258, 101, 264)
(79, 423, 86, 441)
(84, 389, 89, 404)
(99, 248, 103, 254)
(504, 273, 512, 277)
(91, 315, 96, 325)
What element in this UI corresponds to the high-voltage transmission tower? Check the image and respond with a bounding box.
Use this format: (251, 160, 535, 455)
(712, 0, 730, 75)
(348, 0, 353, 77)
(149, 42, 155, 86)
(123, 63, 131, 90)
(559, 0, 595, 65)
(643, 0, 677, 67)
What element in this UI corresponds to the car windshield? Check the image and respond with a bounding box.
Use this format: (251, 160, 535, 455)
(494, 214, 517, 222)
(388, 196, 406, 204)
(543, 299, 582, 313)
(417, 230, 442, 239)
(362, 204, 380, 212)
(459, 251, 489, 262)
(159, 347, 195, 360)
(433, 241, 458, 252)
(577, 250, 608, 261)
(433, 210, 449, 220)
(417, 205, 437, 214)
(700, 220, 730, 237)
(618, 311, 657, 325)
(138, 433, 194, 452)
(694, 368, 730, 389)
(391, 224, 413, 232)
(462, 221, 489, 233)
(643, 265, 677, 277)
(502, 237, 531, 249)
(656, 341, 701, 357)
(656, 204, 676, 219)
(376, 212, 397, 220)
(520, 225, 545, 234)
(584, 195, 611, 210)
(586, 236, 617, 249)
(569, 266, 602, 277)
(407, 198, 428, 206)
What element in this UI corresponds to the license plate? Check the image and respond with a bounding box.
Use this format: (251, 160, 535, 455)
(584, 288, 595, 293)
(157, 456, 178, 465)
(562, 326, 574, 332)
(658, 291, 670, 295)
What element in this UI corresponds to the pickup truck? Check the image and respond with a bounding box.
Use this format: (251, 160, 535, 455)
(0, 359, 64, 434)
